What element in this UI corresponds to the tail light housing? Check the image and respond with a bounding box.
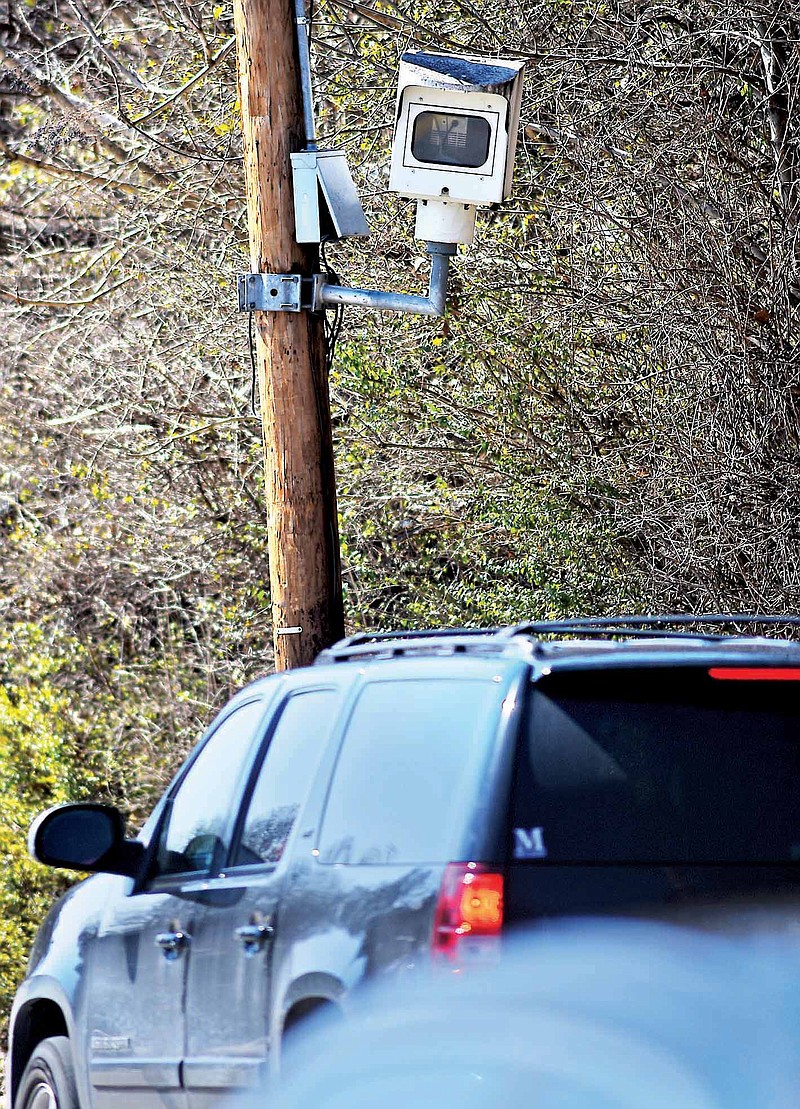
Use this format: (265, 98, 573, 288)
(709, 668, 800, 681)
(432, 862, 504, 959)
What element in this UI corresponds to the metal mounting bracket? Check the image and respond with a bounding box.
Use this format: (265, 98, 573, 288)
(237, 273, 303, 313)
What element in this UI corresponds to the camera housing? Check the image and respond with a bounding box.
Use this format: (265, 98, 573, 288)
(389, 51, 526, 244)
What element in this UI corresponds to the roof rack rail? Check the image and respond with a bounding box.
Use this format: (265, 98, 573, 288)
(499, 614, 800, 638)
(317, 627, 504, 664)
(328, 627, 498, 651)
(518, 627, 731, 641)
(316, 614, 800, 663)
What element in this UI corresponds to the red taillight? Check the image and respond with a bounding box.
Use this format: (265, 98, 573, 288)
(432, 863, 504, 958)
(709, 668, 800, 681)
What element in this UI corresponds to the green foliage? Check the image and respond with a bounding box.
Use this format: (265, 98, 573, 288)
(0, 624, 95, 1023)
(333, 292, 645, 630)
(0, 615, 218, 1029)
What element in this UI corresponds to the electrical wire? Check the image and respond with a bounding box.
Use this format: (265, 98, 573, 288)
(307, 0, 346, 376)
(320, 238, 345, 374)
(317, 237, 346, 622)
(248, 310, 259, 417)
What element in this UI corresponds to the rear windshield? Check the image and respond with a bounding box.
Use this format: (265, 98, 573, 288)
(513, 668, 800, 864)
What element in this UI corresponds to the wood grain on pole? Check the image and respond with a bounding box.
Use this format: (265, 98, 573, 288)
(233, 0, 344, 669)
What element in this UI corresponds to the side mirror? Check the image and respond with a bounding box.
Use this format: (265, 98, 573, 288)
(28, 803, 145, 878)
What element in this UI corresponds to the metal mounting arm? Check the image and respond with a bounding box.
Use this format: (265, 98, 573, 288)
(314, 241, 455, 317)
(237, 241, 456, 318)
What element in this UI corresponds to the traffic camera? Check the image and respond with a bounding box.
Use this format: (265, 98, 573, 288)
(389, 51, 526, 245)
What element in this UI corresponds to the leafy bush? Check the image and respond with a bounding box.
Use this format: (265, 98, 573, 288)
(0, 625, 91, 1024)
(0, 620, 213, 1033)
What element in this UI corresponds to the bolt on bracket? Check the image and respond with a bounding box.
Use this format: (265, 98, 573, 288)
(238, 273, 303, 312)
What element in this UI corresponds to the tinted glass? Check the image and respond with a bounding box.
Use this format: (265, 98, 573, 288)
(514, 669, 800, 864)
(411, 111, 491, 168)
(318, 679, 500, 865)
(234, 689, 339, 867)
(156, 699, 264, 876)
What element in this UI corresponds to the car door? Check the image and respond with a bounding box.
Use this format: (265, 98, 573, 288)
(83, 697, 267, 1109)
(182, 686, 344, 1108)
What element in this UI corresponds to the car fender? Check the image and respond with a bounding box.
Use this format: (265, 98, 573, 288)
(6, 974, 86, 1109)
(8, 873, 129, 1109)
(281, 970, 346, 1018)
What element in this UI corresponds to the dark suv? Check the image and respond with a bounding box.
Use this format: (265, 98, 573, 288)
(9, 619, 800, 1109)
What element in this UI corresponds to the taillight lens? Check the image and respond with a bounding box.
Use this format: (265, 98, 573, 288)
(432, 863, 504, 958)
(709, 668, 800, 681)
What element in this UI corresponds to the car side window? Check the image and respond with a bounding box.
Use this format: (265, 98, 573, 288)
(155, 698, 265, 878)
(317, 679, 500, 865)
(233, 689, 339, 867)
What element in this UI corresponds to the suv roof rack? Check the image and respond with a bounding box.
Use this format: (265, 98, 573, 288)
(317, 627, 506, 664)
(333, 627, 499, 648)
(500, 614, 800, 639)
(317, 615, 800, 663)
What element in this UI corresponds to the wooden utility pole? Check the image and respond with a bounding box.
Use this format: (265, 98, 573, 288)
(233, 0, 344, 669)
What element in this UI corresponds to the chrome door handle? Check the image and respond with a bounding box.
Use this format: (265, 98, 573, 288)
(234, 922, 274, 954)
(155, 930, 190, 960)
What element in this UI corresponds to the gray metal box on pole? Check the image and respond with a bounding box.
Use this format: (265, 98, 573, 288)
(291, 150, 370, 243)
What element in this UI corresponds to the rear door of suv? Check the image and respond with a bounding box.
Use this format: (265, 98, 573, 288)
(182, 682, 347, 1107)
(505, 663, 800, 923)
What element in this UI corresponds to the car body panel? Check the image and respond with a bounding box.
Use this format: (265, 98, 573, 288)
(84, 882, 198, 1107)
(181, 872, 281, 1106)
(8, 874, 117, 1109)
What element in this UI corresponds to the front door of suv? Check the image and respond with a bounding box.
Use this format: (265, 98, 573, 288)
(83, 697, 267, 1109)
(182, 687, 343, 1108)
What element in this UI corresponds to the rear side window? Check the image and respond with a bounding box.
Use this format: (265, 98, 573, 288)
(233, 689, 339, 867)
(513, 669, 800, 864)
(318, 678, 500, 865)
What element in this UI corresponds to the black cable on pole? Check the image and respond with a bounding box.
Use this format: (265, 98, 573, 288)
(320, 238, 345, 374)
(248, 311, 259, 417)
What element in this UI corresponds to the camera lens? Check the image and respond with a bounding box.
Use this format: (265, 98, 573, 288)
(411, 112, 491, 169)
